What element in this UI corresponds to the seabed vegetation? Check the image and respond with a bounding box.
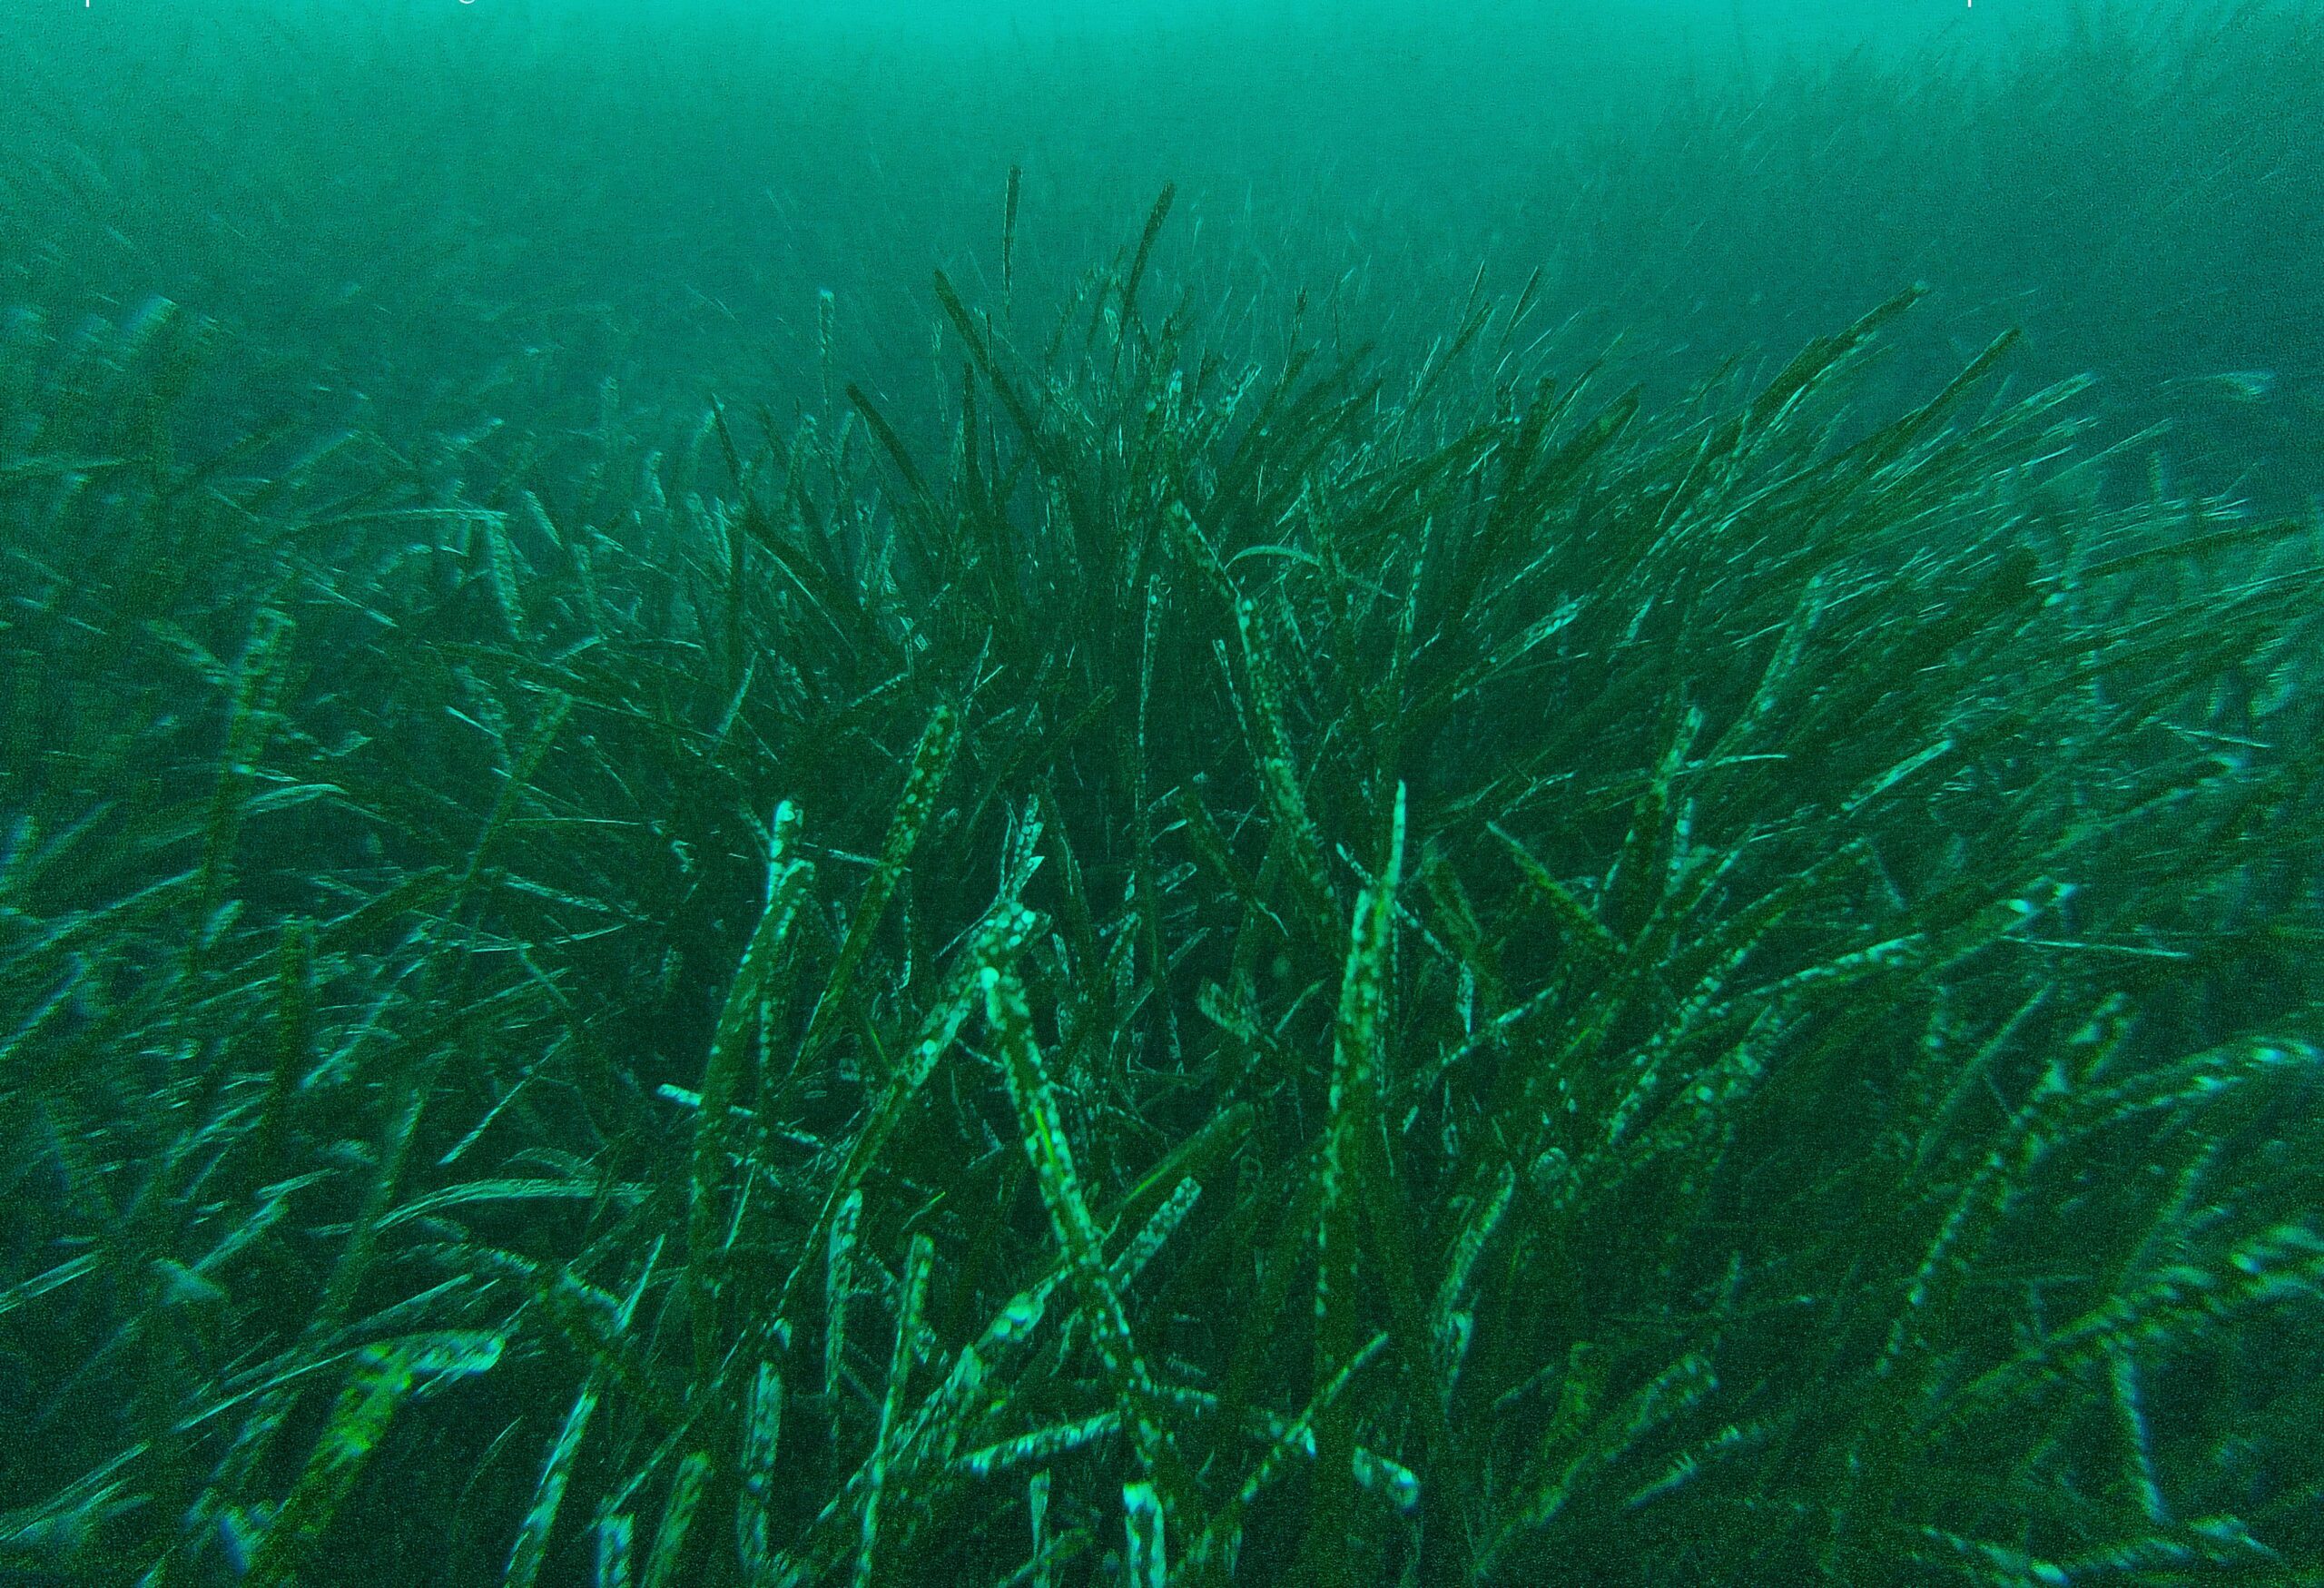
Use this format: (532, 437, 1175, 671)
(4, 5, 2322, 1587)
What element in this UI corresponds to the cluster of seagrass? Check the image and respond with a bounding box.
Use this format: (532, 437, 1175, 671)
(2, 191, 2321, 1587)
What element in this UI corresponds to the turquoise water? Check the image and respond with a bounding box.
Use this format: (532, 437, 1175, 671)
(10, 1, 2315, 505)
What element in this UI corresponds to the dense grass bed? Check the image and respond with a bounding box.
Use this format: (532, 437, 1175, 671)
(4, 5, 2321, 1586)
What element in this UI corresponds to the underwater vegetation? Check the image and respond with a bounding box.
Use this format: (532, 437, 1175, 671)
(2, 170, 2321, 1586)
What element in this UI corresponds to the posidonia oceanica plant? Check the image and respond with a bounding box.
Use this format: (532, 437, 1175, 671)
(2, 198, 2320, 1587)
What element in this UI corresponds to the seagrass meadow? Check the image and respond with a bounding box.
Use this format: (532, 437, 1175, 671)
(5, 2, 2323, 1585)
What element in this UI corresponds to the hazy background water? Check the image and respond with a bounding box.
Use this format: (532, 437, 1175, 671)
(5, 0, 2319, 508)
